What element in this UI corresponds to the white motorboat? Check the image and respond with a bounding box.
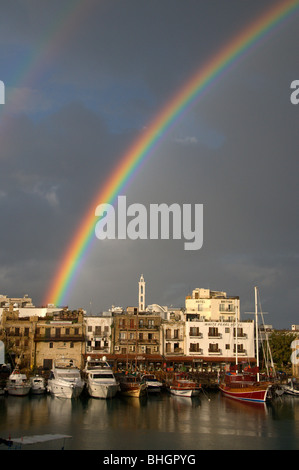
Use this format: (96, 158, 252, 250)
(47, 358, 84, 399)
(30, 375, 46, 395)
(282, 379, 299, 396)
(6, 369, 31, 396)
(141, 374, 163, 393)
(83, 356, 119, 399)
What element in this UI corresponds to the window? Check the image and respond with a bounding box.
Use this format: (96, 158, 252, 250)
(49, 342, 53, 349)
(208, 327, 219, 337)
(190, 327, 199, 336)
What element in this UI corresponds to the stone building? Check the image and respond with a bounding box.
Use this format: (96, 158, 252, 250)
(0, 305, 36, 369)
(34, 309, 86, 370)
(113, 308, 162, 370)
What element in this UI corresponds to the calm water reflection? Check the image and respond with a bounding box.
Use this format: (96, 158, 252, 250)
(0, 391, 298, 450)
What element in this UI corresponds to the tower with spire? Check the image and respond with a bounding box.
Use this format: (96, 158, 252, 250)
(138, 274, 145, 311)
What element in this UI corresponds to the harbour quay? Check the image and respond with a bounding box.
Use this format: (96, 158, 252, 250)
(0, 277, 298, 381)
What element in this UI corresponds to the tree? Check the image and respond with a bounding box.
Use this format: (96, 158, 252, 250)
(268, 331, 297, 368)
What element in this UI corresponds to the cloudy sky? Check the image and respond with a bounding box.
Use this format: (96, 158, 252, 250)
(0, 0, 298, 328)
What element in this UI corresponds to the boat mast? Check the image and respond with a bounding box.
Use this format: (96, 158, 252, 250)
(235, 299, 238, 366)
(255, 286, 260, 382)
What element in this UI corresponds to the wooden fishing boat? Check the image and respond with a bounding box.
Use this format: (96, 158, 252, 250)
(219, 367, 271, 403)
(118, 374, 147, 397)
(219, 287, 277, 403)
(169, 373, 201, 397)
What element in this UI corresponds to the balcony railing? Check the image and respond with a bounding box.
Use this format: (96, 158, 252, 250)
(34, 333, 85, 342)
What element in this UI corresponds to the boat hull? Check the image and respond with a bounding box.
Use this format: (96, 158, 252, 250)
(30, 377, 46, 395)
(119, 383, 147, 397)
(147, 385, 161, 393)
(219, 384, 270, 403)
(87, 382, 119, 399)
(169, 387, 200, 397)
(47, 380, 84, 399)
(6, 385, 31, 396)
(282, 385, 299, 396)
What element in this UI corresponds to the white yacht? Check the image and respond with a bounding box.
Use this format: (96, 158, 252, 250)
(47, 358, 84, 399)
(30, 375, 46, 395)
(6, 368, 31, 396)
(83, 356, 119, 399)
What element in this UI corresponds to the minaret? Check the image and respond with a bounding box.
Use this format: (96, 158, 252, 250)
(138, 274, 145, 311)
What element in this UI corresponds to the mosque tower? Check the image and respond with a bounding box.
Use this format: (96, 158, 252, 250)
(138, 274, 145, 311)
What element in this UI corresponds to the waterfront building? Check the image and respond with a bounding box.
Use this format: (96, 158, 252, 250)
(85, 311, 113, 355)
(34, 309, 86, 370)
(161, 309, 185, 358)
(112, 308, 162, 370)
(0, 294, 62, 321)
(185, 288, 240, 322)
(186, 320, 255, 363)
(0, 305, 36, 369)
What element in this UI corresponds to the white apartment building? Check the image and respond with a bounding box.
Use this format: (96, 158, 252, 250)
(185, 288, 240, 322)
(0, 294, 63, 320)
(186, 320, 255, 362)
(84, 312, 113, 355)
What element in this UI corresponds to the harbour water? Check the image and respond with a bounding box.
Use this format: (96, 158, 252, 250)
(0, 390, 298, 452)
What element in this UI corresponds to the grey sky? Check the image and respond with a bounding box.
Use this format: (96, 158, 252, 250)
(0, 1, 298, 328)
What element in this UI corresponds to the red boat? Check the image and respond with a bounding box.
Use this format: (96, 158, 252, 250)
(219, 366, 271, 403)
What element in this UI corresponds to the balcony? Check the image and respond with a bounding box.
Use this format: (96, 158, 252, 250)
(165, 335, 184, 341)
(208, 348, 221, 355)
(34, 333, 85, 342)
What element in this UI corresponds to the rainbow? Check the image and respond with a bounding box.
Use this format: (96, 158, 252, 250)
(44, 0, 299, 306)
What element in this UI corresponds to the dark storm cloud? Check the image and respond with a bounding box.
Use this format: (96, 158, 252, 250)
(0, 1, 298, 327)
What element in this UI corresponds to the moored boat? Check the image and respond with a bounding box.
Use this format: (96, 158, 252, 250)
(169, 373, 201, 397)
(118, 374, 147, 397)
(282, 379, 299, 396)
(47, 358, 84, 399)
(219, 367, 271, 403)
(83, 356, 119, 399)
(219, 287, 277, 404)
(30, 375, 46, 395)
(141, 374, 162, 393)
(6, 368, 31, 396)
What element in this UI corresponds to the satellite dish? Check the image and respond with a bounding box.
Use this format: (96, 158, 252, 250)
(102, 356, 107, 362)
